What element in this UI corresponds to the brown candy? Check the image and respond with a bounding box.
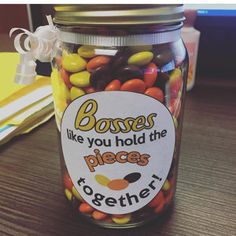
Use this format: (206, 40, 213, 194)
(154, 72, 169, 94)
(90, 65, 112, 90)
(112, 54, 130, 71)
(153, 44, 174, 67)
(117, 65, 143, 83)
(124, 172, 141, 183)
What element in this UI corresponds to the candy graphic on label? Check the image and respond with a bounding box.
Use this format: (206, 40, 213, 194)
(95, 172, 142, 191)
(107, 179, 129, 191)
(61, 91, 175, 214)
(95, 174, 111, 186)
(124, 172, 141, 183)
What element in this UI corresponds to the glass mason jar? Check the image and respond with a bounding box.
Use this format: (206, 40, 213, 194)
(51, 4, 188, 228)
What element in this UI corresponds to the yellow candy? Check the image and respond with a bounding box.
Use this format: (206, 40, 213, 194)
(178, 90, 182, 97)
(112, 214, 131, 224)
(70, 87, 85, 101)
(54, 109, 62, 129)
(129, 45, 152, 53)
(62, 50, 69, 58)
(72, 187, 83, 201)
(51, 69, 70, 112)
(128, 51, 153, 66)
(55, 100, 67, 113)
(162, 179, 171, 191)
(51, 70, 70, 100)
(170, 68, 182, 85)
(65, 188, 72, 201)
(173, 116, 178, 129)
(95, 174, 111, 186)
(78, 45, 95, 58)
(62, 53, 87, 73)
(70, 71, 91, 87)
(58, 82, 70, 101)
(51, 69, 60, 93)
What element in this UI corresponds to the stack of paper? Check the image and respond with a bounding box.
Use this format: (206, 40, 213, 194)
(0, 53, 54, 145)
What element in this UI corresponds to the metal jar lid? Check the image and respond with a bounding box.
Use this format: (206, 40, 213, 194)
(53, 4, 184, 26)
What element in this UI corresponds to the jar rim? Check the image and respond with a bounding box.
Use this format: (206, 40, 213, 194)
(53, 4, 185, 26)
(58, 28, 181, 46)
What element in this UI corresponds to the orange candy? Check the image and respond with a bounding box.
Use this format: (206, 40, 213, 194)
(169, 98, 181, 118)
(148, 191, 165, 208)
(86, 56, 111, 72)
(121, 79, 146, 93)
(105, 80, 121, 91)
(63, 172, 73, 191)
(112, 214, 126, 218)
(56, 57, 62, 66)
(60, 68, 72, 89)
(144, 63, 158, 88)
(164, 189, 174, 206)
(84, 86, 96, 94)
(92, 210, 108, 220)
(145, 87, 164, 102)
(154, 201, 165, 214)
(79, 202, 94, 214)
(104, 218, 113, 223)
(169, 69, 183, 99)
(107, 179, 129, 190)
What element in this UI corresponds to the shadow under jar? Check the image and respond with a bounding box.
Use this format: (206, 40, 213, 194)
(51, 4, 188, 229)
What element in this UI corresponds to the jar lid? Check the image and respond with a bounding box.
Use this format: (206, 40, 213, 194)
(53, 4, 184, 26)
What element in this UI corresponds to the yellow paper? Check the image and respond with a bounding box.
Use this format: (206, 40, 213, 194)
(0, 103, 54, 145)
(0, 95, 53, 127)
(0, 53, 24, 101)
(0, 52, 51, 105)
(0, 75, 51, 107)
(0, 52, 55, 145)
(0, 83, 52, 126)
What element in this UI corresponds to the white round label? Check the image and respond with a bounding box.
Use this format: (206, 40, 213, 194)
(61, 91, 175, 214)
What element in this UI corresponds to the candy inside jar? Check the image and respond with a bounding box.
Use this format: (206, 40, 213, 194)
(50, 4, 188, 229)
(52, 41, 186, 131)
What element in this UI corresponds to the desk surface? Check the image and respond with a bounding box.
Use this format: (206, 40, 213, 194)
(1, 78, 235, 236)
(0, 33, 236, 235)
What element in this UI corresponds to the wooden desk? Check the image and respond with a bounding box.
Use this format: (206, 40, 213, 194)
(0, 56, 235, 235)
